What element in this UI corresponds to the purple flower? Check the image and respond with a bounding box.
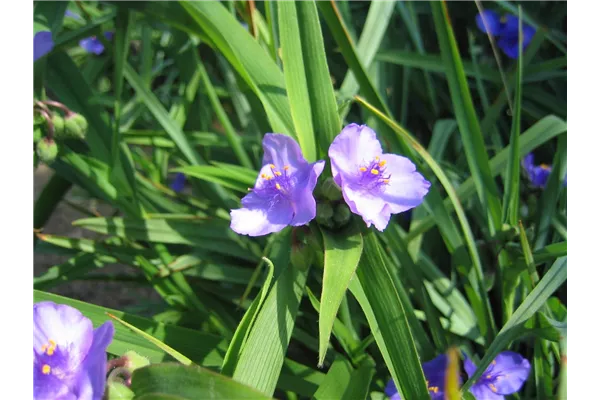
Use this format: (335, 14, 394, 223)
(79, 32, 114, 55)
(34, 302, 114, 400)
(522, 153, 566, 188)
(230, 134, 324, 236)
(385, 354, 450, 399)
(170, 173, 186, 193)
(476, 10, 536, 58)
(465, 351, 531, 400)
(34, 31, 54, 61)
(328, 124, 430, 231)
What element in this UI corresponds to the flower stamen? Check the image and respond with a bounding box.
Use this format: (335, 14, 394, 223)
(42, 365, 51, 375)
(370, 169, 379, 175)
(359, 167, 367, 172)
(489, 383, 498, 393)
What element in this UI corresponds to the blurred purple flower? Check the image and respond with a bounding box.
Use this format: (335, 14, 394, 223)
(34, 301, 114, 400)
(522, 153, 566, 188)
(79, 32, 114, 55)
(170, 173, 186, 193)
(476, 10, 536, 58)
(385, 354, 450, 399)
(465, 351, 531, 400)
(34, 31, 54, 61)
(328, 124, 430, 231)
(65, 10, 82, 20)
(230, 134, 324, 236)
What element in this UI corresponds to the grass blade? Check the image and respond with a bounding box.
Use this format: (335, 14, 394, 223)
(319, 227, 363, 366)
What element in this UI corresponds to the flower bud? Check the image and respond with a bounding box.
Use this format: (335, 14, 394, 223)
(315, 202, 335, 229)
(36, 138, 58, 163)
(64, 114, 87, 139)
(320, 177, 343, 201)
(333, 203, 351, 227)
(34, 126, 43, 143)
(52, 114, 65, 137)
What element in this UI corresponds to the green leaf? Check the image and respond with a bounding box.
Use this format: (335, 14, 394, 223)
(313, 356, 375, 400)
(351, 232, 429, 399)
(107, 313, 193, 366)
(319, 227, 363, 366)
(131, 363, 272, 400)
(221, 257, 275, 375)
(431, 1, 502, 234)
(179, 1, 295, 136)
(232, 236, 308, 396)
(174, 164, 256, 193)
(461, 256, 567, 393)
(72, 216, 258, 261)
(501, 10, 524, 226)
(280, 1, 340, 157)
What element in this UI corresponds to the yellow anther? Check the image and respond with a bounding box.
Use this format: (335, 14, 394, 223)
(540, 163, 551, 170)
(48, 339, 56, 347)
(375, 156, 380, 161)
(275, 183, 282, 190)
(370, 169, 379, 175)
(378, 160, 387, 167)
(42, 365, 51, 375)
(383, 179, 390, 184)
(269, 164, 276, 169)
(274, 171, 282, 176)
(283, 165, 290, 171)
(47, 348, 55, 356)
(489, 383, 498, 393)
(486, 374, 492, 379)
(265, 176, 273, 181)
(429, 386, 439, 394)
(359, 167, 367, 172)
(41, 344, 48, 352)
(261, 173, 267, 179)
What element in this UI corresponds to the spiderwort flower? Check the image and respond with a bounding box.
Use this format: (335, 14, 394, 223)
(170, 173, 186, 193)
(230, 134, 325, 236)
(34, 301, 114, 400)
(34, 31, 54, 61)
(476, 10, 536, 59)
(465, 351, 531, 400)
(328, 124, 430, 231)
(79, 32, 114, 55)
(385, 354, 450, 399)
(522, 153, 567, 188)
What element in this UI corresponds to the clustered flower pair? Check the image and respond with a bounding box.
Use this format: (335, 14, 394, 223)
(34, 302, 114, 400)
(230, 124, 432, 236)
(385, 351, 531, 400)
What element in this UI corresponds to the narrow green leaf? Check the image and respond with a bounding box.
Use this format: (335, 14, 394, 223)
(501, 10, 523, 225)
(431, 1, 502, 234)
(461, 257, 567, 393)
(221, 257, 275, 375)
(131, 363, 272, 400)
(232, 237, 308, 396)
(352, 232, 429, 399)
(106, 313, 193, 366)
(319, 227, 363, 366)
(279, 1, 340, 158)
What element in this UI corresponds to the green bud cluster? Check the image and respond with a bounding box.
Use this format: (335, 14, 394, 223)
(314, 178, 353, 231)
(36, 138, 58, 164)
